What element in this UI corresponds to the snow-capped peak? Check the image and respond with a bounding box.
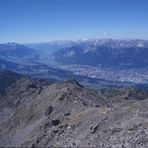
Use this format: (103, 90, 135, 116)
(137, 42, 144, 48)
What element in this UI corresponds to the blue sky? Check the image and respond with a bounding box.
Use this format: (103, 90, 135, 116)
(0, 0, 148, 43)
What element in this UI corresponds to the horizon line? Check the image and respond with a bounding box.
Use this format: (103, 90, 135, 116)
(0, 38, 148, 44)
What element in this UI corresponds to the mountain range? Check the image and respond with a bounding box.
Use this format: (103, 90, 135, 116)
(0, 40, 148, 147)
(51, 39, 148, 68)
(1, 39, 148, 86)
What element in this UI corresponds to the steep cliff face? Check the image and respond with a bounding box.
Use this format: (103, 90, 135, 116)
(0, 73, 148, 148)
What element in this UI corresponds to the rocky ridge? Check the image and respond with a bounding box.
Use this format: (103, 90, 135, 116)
(0, 73, 148, 147)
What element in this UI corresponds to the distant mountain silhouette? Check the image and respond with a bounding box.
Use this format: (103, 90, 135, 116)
(0, 43, 38, 59)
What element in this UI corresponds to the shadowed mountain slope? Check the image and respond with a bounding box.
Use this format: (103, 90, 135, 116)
(0, 70, 23, 93)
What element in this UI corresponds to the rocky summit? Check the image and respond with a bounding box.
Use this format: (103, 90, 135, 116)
(0, 71, 148, 148)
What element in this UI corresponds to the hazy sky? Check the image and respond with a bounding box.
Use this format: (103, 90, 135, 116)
(0, 0, 148, 43)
